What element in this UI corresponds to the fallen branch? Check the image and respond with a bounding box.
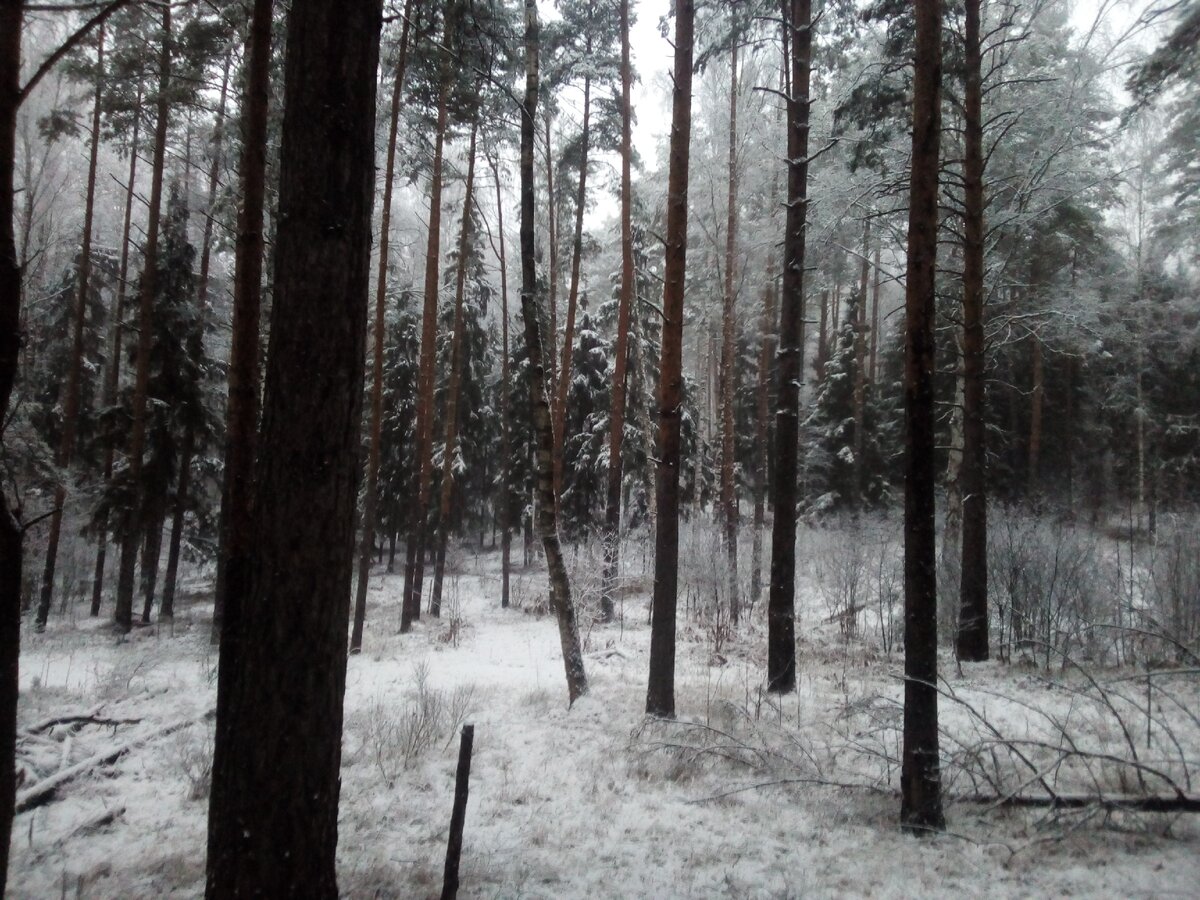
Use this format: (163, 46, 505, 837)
(16, 712, 209, 812)
(959, 792, 1200, 813)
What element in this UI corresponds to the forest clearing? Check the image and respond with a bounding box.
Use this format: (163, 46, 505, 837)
(9, 520, 1200, 898)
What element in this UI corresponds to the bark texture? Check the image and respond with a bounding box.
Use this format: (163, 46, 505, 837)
(767, 0, 812, 695)
(646, 0, 695, 718)
(901, 0, 947, 835)
(205, 0, 382, 891)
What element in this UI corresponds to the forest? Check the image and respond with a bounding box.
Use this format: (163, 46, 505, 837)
(2, 0, 1199, 895)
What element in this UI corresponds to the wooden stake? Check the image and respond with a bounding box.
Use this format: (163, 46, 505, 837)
(441, 724, 475, 900)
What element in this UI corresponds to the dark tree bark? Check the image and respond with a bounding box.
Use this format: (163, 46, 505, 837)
(956, 0, 988, 663)
(431, 110, 481, 617)
(36, 26, 105, 631)
(869, 243, 881, 384)
(212, 0, 272, 645)
(204, 0, 382, 891)
(405, 8, 456, 630)
(113, 2, 171, 633)
(767, 0, 812, 695)
(352, 1, 412, 652)
(599, 0, 635, 623)
(719, 39, 741, 624)
(92, 79, 142, 617)
(163, 50, 232, 623)
(139, 504, 165, 623)
(901, 0, 946, 835)
(521, 0, 587, 704)
(1, 4, 22, 891)
(852, 218, 869, 508)
(553, 72, 591, 500)
(646, 0, 694, 719)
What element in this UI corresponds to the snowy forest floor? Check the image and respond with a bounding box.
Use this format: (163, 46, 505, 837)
(9, 529, 1200, 898)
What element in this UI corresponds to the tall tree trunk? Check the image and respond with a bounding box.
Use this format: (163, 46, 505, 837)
(204, 0, 382, 890)
(544, 111, 559, 402)
(1, 2, 24, 891)
(352, 2, 412, 652)
(114, 3, 172, 633)
(869, 243, 881, 383)
(212, 0, 272, 645)
(405, 14, 456, 631)
(719, 40, 741, 624)
(600, 0, 635, 622)
(901, 0, 946, 835)
(816, 288, 828, 381)
(553, 72, 591, 500)
(163, 49, 232, 624)
(957, 0, 988, 663)
(853, 218, 869, 509)
(431, 111, 481, 617)
(36, 27, 105, 631)
(767, 0, 811, 695)
(521, 0, 587, 704)
(646, 0, 694, 719)
(1028, 334, 1043, 497)
(750, 209, 778, 611)
(92, 80, 142, 617)
(489, 154, 513, 609)
(139, 504, 165, 623)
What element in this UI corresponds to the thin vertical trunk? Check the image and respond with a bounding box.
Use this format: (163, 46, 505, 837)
(405, 15, 455, 631)
(36, 27, 106, 631)
(544, 111, 559, 401)
(901, 0, 946, 835)
(816, 288, 828, 381)
(163, 49, 232, 623)
(869, 243, 881, 383)
(92, 80, 142, 617)
(853, 218, 869, 508)
(1028, 334, 1043, 497)
(553, 72, 591, 500)
(205, 0, 382, 889)
(114, 3, 172, 633)
(1, 3, 25, 891)
(489, 154, 513, 609)
(352, 1, 412, 652)
(521, 0, 587, 704)
(212, 0, 272, 644)
(646, 0, 694, 718)
(750, 209, 777, 611)
(767, 0, 811, 695)
(831, 277, 841, 341)
(600, 0, 635, 621)
(956, 0, 988, 662)
(719, 41, 740, 624)
(431, 111, 480, 617)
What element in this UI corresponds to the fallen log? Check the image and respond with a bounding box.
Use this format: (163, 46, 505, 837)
(24, 707, 141, 736)
(961, 792, 1200, 813)
(16, 712, 208, 812)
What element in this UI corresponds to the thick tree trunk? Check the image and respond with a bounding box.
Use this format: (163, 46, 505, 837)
(646, 0, 694, 719)
(901, 0, 946, 835)
(553, 73, 591, 500)
(521, 0, 587, 704)
(719, 40, 741, 624)
(204, 0, 381, 891)
(92, 81, 142, 617)
(600, 0, 635, 622)
(431, 112, 480, 618)
(405, 17, 455, 631)
(767, 0, 811, 695)
(36, 27, 105, 631)
(1, 3, 24, 890)
(114, 3, 172, 633)
(956, 0, 989, 663)
(212, 0, 272, 645)
(352, 3, 412, 652)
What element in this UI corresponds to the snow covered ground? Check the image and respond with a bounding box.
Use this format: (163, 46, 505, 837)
(10, 538, 1200, 898)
